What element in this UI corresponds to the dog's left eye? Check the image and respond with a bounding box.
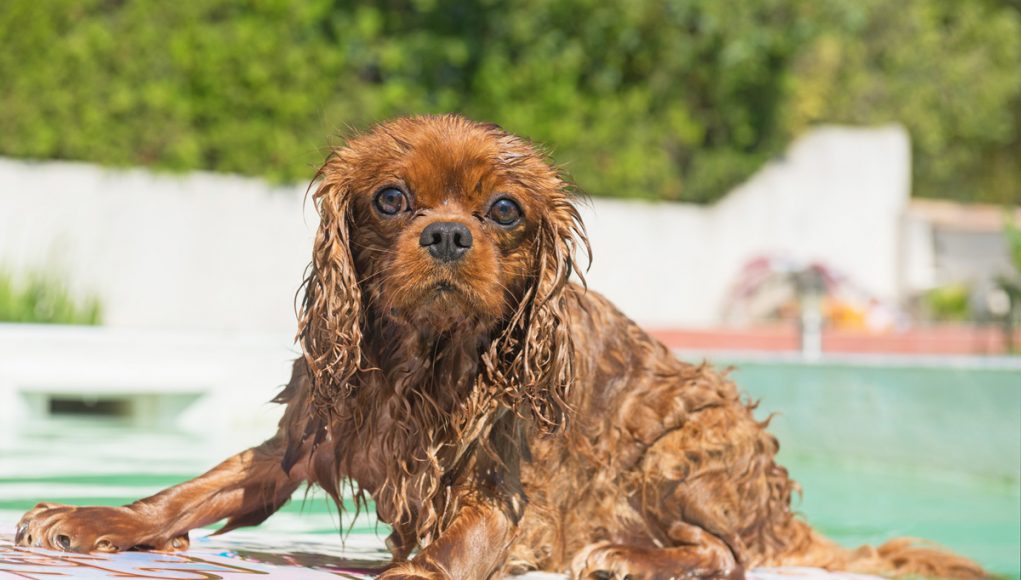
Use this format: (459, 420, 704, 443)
(488, 198, 522, 226)
(374, 188, 408, 216)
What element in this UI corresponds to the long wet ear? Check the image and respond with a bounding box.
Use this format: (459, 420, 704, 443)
(484, 174, 590, 434)
(297, 153, 364, 417)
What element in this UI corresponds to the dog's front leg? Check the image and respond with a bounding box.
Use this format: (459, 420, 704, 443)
(14, 435, 306, 553)
(15, 360, 317, 553)
(380, 498, 517, 580)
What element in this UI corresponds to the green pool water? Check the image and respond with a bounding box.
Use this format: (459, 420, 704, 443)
(787, 458, 1018, 577)
(725, 355, 1021, 578)
(1, 355, 1018, 577)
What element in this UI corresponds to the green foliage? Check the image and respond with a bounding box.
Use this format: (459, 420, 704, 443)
(923, 284, 972, 322)
(0, 0, 1019, 202)
(0, 270, 102, 325)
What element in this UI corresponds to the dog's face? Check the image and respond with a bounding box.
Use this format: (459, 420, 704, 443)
(300, 115, 586, 420)
(325, 116, 580, 331)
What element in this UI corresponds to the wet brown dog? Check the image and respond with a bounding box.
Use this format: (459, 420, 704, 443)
(16, 115, 985, 579)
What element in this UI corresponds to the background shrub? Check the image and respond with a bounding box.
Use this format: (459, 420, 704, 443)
(0, 270, 102, 325)
(1, 0, 1018, 203)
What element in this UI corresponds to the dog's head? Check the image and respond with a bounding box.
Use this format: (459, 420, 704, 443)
(299, 115, 588, 428)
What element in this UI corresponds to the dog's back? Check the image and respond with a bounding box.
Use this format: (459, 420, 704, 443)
(511, 286, 986, 578)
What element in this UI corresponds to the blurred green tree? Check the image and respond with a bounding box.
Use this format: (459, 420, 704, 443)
(0, 0, 1018, 203)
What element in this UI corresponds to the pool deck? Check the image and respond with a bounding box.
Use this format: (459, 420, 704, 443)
(0, 524, 885, 579)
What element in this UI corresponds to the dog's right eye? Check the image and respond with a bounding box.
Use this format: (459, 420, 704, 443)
(374, 188, 408, 216)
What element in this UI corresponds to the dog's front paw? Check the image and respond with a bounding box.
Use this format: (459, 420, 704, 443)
(15, 502, 188, 553)
(572, 542, 643, 580)
(378, 560, 450, 580)
(571, 541, 743, 580)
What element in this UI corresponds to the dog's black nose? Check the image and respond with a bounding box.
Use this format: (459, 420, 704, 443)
(419, 221, 473, 262)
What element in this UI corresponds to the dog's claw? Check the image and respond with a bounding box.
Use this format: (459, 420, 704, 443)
(14, 524, 27, 545)
(55, 534, 71, 551)
(170, 534, 189, 550)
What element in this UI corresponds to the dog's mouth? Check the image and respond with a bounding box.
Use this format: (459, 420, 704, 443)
(428, 281, 470, 307)
(387, 279, 481, 330)
(382, 270, 503, 328)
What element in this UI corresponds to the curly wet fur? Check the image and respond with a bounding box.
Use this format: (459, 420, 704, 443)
(293, 116, 590, 544)
(16, 115, 986, 579)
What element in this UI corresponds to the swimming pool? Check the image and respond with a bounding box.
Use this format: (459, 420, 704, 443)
(1, 354, 1018, 577)
(724, 354, 1020, 577)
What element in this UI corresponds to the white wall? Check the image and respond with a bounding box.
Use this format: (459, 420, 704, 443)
(0, 160, 317, 332)
(580, 125, 911, 327)
(0, 125, 910, 331)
